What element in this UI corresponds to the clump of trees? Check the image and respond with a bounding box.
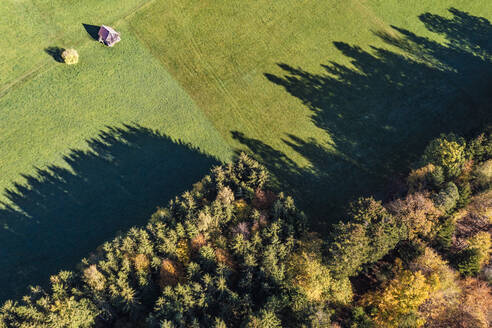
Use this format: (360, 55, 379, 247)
(326, 198, 405, 279)
(1, 131, 491, 327)
(345, 131, 492, 328)
(0, 154, 338, 327)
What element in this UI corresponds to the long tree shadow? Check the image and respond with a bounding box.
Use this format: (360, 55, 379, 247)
(231, 131, 381, 233)
(239, 8, 492, 227)
(0, 124, 219, 302)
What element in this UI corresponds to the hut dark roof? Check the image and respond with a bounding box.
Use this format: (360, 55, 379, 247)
(98, 25, 121, 47)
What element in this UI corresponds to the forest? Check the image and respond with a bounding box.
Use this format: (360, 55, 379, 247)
(0, 127, 490, 327)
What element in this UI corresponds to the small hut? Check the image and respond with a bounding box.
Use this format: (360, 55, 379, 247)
(98, 25, 121, 47)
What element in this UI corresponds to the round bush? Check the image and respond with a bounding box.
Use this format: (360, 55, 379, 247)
(61, 48, 79, 65)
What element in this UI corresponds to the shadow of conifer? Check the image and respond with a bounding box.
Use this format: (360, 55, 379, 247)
(236, 8, 492, 228)
(0, 124, 219, 302)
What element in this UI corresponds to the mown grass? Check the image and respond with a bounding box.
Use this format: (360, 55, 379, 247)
(0, 0, 150, 92)
(130, 0, 373, 166)
(0, 23, 232, 198)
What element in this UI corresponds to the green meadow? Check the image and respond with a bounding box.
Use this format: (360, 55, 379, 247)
(1, 0, 146, 92)
(0, 23, 231, 191)
(0, 0, 491, 300)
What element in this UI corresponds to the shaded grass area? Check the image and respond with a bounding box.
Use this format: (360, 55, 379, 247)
(0, 24, 232, 200)
(44, 46, 65, 63)
(129, 0, 370, 167)
(0, 124, 220, 302)
(131, 2, 491, 226)
(82, 23, 100, 41)
(246, 9, 492, 228)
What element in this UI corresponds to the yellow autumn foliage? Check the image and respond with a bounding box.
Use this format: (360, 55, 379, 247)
(410, 247, 458, 291)
(407, 164, 438, 192)
(287, 236, 352, 304)
(234, 199, 250, 220)
(412, 248, 461, 325)
(83, 265, 105, 291)
(133, 254, 150, 273)
(469, 231, 491, 267)
(176, 239, 191, 265)
(421, 134, 466, 178)
(362, 259, 436, 328)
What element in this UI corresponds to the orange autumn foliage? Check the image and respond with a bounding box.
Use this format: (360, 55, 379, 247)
(133, 254, 150, 273)
(252, 189, 276, 210)
(215, 248, 235, 269)
(191, 233, 207, 252)
(387, 192, 442, 239)
(424, 278, 492, 328)
(159, 259, 183, 287)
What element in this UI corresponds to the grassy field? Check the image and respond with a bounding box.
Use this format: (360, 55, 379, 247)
(1, 0, 234, 197)
(0, 22, 231, 191)
(130, 0, 492, 223)
(0, 0, 151, 92)
(1, 0, 491, 301)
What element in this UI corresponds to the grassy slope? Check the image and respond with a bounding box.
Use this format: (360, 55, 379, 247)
(130, 0, 491, 223)
(130, 0, 376, 166)
(0, 23, 231, 195)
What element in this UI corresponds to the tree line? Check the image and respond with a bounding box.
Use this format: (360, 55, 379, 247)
(0, 130, 491, 327)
